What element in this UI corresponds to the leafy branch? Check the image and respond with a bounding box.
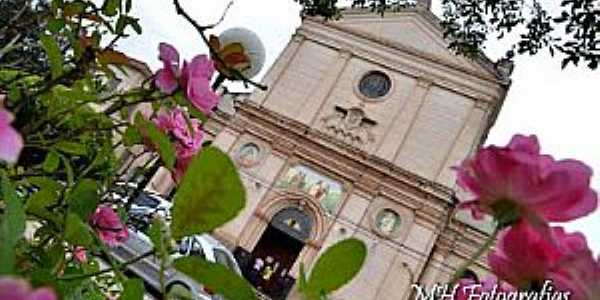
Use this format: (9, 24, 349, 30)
(172, 0, 268, 90)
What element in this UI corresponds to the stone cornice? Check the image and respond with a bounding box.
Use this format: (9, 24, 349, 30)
(228, 102, 456, 211)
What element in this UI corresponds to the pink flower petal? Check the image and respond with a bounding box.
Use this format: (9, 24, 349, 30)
(28, 288, 57, 300)
(90, 206, 128, 247)
(158, 42, 180, 74)
(155, 68, 179, 94)
(0, 278, 29, 299)
(0, 110, 23, 164)
(454, 134, 597, 227)
(507, 134, 540, 154)
(180, 56, 219, 115)
(0, 277, 57, 300)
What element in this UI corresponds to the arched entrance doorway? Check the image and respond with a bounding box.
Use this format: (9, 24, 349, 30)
(246, 207, 313, 299)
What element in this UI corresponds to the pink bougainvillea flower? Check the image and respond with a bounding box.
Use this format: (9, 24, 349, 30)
(454, 134, 597, 227)
(487, 221, 588, 289)
(180, 55, 219, 115)
(73, 246, 87, 264)
(0, 109, 24, 164)
(0, 277, 57, 300)
(90, 205, 128, 247)
(155, 43, 181, 94)
(154, 43, 219, 115)
(153, 108, 204, 181)
(454, 276, 515, 300)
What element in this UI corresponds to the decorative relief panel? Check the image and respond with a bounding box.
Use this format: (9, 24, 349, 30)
(275, 165, 344, 216)
(321, 105, 377, 147)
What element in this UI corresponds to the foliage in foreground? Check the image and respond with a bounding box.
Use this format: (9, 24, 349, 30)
(0, 0, 367, 299)
(295, 0, 600, 69)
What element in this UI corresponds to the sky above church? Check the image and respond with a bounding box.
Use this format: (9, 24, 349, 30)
(117, 0, 600, 252)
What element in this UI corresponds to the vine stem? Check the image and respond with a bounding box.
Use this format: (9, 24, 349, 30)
(172, 0, 268, 91)
(448, 225, 500, 286)
(58, 250, 156, 281)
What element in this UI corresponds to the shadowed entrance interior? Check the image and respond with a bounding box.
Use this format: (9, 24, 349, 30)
(247, 207, 314, 299)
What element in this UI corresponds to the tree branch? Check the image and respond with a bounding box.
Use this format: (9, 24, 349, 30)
(172, 0, 268, 91)
(57, 250, 156, 281)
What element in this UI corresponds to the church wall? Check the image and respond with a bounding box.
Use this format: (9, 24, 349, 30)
(312, 56, 417, 153)
(202, 121, 449, 299)
(394, 86, 474, 180)
(251, 21, 501, 190)
(262, 41, 338, 120)
(192, 10, 510, 300)
(333, 232, 398, 300)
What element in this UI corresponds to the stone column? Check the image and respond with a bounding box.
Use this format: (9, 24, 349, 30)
(295, 48, 353, 125)
(373, 77, 432, 161)
(435, 100, 490, 186)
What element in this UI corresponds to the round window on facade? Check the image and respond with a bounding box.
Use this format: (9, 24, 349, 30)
(358, 71, 392, 99)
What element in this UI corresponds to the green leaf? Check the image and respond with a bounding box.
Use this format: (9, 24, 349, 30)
(8, 86, 22, 102)
(134, 113, 176, 169)
(51, 0, 63, 12)
(102, 0, 120, 17)
(299, 263, 308, 292)
(0, 174, 26, 274)
(67, 179, 99, 220)
(60, 154, 75, 186)
(173, 257, 256, 300)
(28, 177, 63, 192)
(171, 147, 245, 239)
(147, 218, 169, 257)
(123, 126, 142, 146)
(304, 239, 367, 299)
(43, 151, 61, 173)
(56, 141, 87, 156)
(63, 1, 87, 17)
(25, 188, 61, 225)
(116, 16, 142, 35)
(47, 18, 65, 33)
(42, 243, 66, 270)
(40, 34, 64, 79)
(64, 213, 93, 247)
(121, 278, 144, 300)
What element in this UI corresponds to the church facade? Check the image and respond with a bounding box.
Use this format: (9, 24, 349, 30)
(148, 5, 512, 300)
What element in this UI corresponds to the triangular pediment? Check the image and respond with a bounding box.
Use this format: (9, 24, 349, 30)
(333, 9, 502, 80)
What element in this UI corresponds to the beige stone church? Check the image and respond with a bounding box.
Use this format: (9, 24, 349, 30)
(132, 2, 512, 299)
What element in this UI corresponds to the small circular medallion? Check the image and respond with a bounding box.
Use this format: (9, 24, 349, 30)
(235, 142, 261, 167)
(375, 208, 401, 236)
(358, 71, 392, 99)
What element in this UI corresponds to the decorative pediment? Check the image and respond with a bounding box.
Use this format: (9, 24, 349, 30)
(333, 9, 503, 80)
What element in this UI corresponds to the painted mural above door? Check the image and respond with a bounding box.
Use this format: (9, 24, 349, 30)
(275, 165, 344, 215)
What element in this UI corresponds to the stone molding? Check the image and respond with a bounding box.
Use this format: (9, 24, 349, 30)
(227, 103, 455, 214)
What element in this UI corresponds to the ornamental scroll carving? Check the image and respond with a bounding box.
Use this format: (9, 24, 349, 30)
(321, 105, 377, 147)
